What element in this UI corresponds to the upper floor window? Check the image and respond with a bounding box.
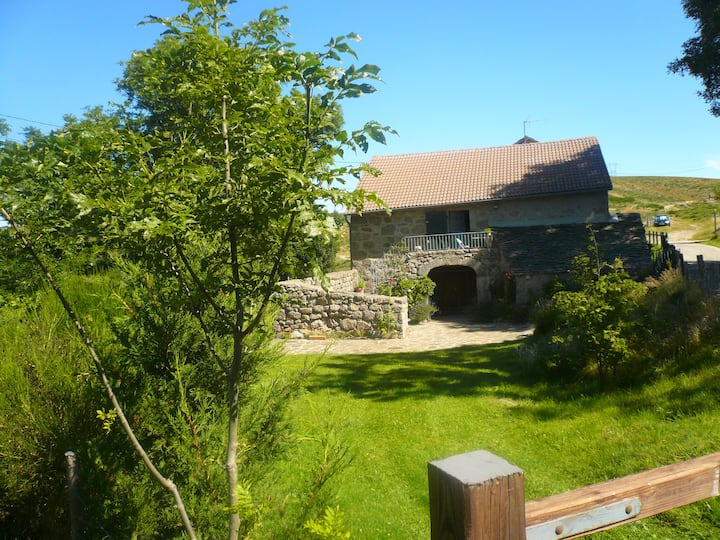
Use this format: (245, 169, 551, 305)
(426, 210, 470, 234)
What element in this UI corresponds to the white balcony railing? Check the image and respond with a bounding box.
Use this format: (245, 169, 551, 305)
(402, 231, 492, 252)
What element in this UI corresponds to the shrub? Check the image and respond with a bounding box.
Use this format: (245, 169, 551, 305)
(529, 236, 648, 380)
(639, 268, 720, 368)
(373, 308, 398, 337)
(527, 245, 720, 384)
(378, 276, 436, 322)
(0, 269, 348, 538)
(408, 301, 437, 324)
(543, 267, 646, 378)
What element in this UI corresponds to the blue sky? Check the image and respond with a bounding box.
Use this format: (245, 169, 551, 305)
(2, 0, 719, 182)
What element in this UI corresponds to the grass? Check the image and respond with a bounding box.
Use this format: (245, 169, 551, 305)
(611, 176, 720, 241)
(283, 342, 720, 539)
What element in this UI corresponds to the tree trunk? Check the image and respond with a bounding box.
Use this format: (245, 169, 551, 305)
(226, 368, 241, 540)
(226, 224, 244, 540)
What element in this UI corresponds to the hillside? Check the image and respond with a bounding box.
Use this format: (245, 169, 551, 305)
(611, 176, 720, 241)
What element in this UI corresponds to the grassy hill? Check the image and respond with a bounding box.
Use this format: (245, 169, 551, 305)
(611, 176, 720, 241)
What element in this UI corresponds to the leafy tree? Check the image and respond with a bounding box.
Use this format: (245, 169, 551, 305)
(0, 1, 391, 538)
(543, 260, 646, 378)
(530, 230, 647, 380)
(669, 0, 720, 116)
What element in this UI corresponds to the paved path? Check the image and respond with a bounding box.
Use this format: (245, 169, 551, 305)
(672, 240, 720, 263)
(279, 317, 533, 355)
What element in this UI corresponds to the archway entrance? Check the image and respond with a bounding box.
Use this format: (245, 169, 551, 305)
(428, 265, 477, 315)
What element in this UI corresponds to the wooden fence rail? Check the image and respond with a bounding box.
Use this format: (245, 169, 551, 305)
(428, 450, 720, 539)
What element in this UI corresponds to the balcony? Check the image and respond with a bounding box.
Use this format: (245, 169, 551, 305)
(402, 231, 493, 252)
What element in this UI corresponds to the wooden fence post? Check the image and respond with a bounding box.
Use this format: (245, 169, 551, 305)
(65, 451, 81, 540)
(428, 450, 526, 539)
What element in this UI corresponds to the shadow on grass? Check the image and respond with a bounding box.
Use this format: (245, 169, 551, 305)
(302, 332, 720, 426)
(304, 342, 538, 402)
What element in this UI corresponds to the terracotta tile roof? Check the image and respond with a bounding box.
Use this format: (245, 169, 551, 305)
(353, 136, 612, 213)
(494, 213, 652, 276)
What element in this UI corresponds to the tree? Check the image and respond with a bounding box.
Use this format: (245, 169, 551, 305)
(1, 1, 391, 537)
(530, 229, 647, 380)
(669, 0, 720, 116)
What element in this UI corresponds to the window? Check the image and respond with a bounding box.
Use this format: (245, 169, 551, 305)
(426, 210, 470, 234)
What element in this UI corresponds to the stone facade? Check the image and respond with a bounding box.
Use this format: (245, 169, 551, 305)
(349, 193, 610, 262)
(349, 209, 426, 260)
(354, 247, 501, 305)
(275, 270, 409, 338)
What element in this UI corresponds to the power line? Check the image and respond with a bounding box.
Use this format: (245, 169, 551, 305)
(0, 113, 63, 128)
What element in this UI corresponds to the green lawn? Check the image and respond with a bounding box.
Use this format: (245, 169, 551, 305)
(284, 341, 720, 539)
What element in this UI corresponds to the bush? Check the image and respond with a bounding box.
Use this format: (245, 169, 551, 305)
(639, 268, 720, 369)
(0, 269, 347, 538)
(378, 276, 436, 323)
(527, 250, 720, 384)
(0, 274, 127, 538)
(527, 227, 654, 380)
(408, 301, 437, 324)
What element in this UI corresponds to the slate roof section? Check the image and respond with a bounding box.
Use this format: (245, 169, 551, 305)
(494, 213, 652, 276)
(353, 136, 612, 213)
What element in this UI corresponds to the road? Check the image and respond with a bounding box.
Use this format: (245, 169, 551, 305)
(671, 241, 720, 263)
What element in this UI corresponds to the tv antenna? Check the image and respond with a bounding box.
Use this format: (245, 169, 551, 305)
(522, 117, 544, 137)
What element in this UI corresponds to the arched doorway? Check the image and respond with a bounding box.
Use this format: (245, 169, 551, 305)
(428, 265, 477, 315)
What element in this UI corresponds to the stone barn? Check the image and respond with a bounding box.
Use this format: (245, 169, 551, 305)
(347, 136, 652, 312)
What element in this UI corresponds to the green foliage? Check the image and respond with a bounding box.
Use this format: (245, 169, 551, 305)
(541, 263, 646, 378)
(372, 308, 398, 338)
(304, 506, 351, 539)
(0, 274, 133, 538)
(669, 0, 720, 116)
(488, 270, 517, 311)
(0, 270, 351, 538)
(530, 228, 647, 379)
(285, 210, 343, 278)
(639, 268, 720, 369)
(408, 300, 437, 324)
(530, 227, 720, 383)
(379, 276, 435, 306)
(0, 1, 392, 538)
(96, 408, 117, 433)
(376, 244, 437, 322)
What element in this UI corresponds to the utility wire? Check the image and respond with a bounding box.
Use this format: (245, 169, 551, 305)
(0, 113, 63, 128)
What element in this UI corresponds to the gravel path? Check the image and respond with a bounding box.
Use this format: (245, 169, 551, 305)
(279, 317, 533, 355)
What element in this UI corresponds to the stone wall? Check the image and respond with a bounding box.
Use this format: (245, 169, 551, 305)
(348, 192, 610, 262)
(349, 208, 426, 260)
(352, 246, 502, 305)
(480, 192, 611, 228)
(275, 271, 408, 338)
(285, 269, 359, 293)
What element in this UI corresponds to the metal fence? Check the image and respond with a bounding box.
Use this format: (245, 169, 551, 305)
(402, 232, 492, 252)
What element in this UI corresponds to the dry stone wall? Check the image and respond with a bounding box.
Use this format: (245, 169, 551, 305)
(275, 270, 408, 338)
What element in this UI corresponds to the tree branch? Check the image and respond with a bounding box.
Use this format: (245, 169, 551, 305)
(163, 249, 230, 376)
(242, 210, 297, 339)
(173, 237, 235, 334)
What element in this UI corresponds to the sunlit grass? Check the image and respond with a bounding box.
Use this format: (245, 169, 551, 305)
(611, 176, 720, 241)
(284, 342, 720, 539)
